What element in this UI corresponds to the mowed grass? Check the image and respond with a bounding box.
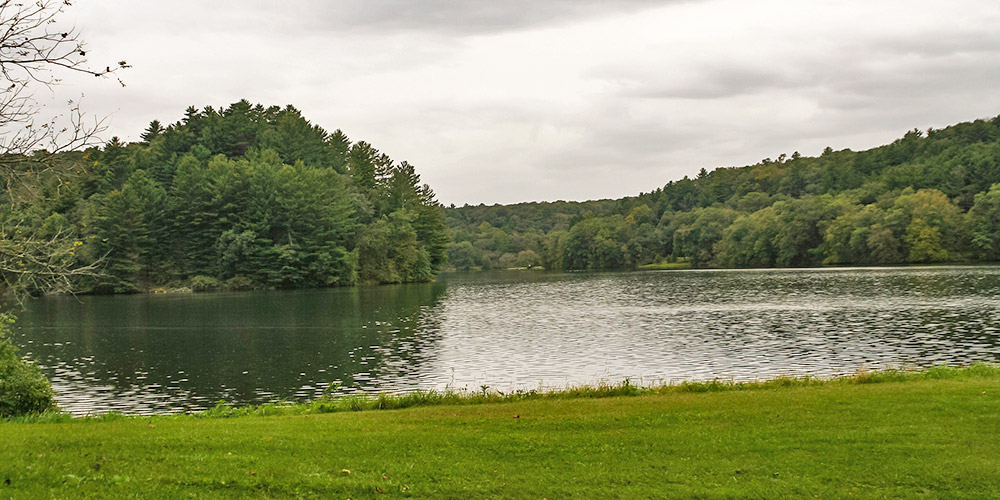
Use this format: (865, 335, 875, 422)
(2, 367, 1000, 499)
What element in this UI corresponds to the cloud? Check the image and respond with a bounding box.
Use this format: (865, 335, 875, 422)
(297, 0, 696, 36)
(86, 0, 693, 39)
(623, 64, 806, 100)
(52, 0, 1000, 205)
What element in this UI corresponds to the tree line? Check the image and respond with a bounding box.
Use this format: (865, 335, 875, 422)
(9, 108, 1000, 295)
(446, 115, 1000, 270)
(4, 100, 448, 294)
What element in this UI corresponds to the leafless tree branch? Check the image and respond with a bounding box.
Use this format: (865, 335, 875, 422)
(0, 0, 125, 300)
(0, 219, 103, 304)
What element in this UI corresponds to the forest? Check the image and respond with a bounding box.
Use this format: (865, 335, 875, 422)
(1, 100, 448, 294)
(446, 115, 1000, 271)
(6, 108, 1000, 296)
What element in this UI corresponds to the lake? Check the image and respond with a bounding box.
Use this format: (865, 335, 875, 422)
(10, 266, 1000, 415)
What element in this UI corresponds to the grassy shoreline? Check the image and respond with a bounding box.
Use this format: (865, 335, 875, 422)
(2, 364, 999, 498)
(7, 363, 1000, 423)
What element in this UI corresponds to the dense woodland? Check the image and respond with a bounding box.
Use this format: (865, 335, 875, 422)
(447, 115, 1000, 271)
(7, 108, 1000, 295)
(2, 100, 448, 293)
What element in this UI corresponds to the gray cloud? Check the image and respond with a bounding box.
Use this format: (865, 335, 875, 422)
(623, 64, 807, 100)
(614, 23, 1000, 102)
(53, 0, 1000, 205)
(117, 0, 692, 38)
(300, 0, 695, 36)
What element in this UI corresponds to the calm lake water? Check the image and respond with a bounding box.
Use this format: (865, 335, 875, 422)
(11, 266, 1000, 415)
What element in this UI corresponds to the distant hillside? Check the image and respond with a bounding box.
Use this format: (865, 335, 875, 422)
(446, 114, 1000, 270)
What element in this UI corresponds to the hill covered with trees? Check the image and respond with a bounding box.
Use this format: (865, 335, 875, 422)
(446, 114, 1000, 271)
(9, 106, 1000, 294)
(4, 100, 448, 293)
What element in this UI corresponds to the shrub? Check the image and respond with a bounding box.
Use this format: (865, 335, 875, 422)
(0, 314, 56, 417)
(223, 275, 253, 291)
(190, 275, 220, 293)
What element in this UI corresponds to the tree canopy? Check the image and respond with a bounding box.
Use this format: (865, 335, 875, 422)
(446, 116, 1000, 271)
(9, 100, 449, 293)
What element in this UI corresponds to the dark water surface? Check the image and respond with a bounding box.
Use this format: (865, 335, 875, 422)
(11, 266, 1000, 415)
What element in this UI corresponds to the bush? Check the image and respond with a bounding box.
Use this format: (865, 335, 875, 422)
(0, 314, 56, 417)
(190, 275, 220, 293)
(223, 275, 253, 291)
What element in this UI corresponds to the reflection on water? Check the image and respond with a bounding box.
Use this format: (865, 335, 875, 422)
(11, 266, 1000, 415)
(13, 283, 447, 415)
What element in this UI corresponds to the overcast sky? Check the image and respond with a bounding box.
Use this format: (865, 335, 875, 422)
(52, 0, 1000, 205)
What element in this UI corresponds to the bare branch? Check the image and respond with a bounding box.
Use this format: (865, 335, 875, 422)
(0, 0, 125, 156)
(0, 0, 125, 300)
(0, 219, 103, 304)
(0, 0, 128, 87)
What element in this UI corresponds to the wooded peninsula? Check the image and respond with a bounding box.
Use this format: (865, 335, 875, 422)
(3, 101, 448, 294)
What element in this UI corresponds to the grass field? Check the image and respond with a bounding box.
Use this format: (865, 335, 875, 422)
(2, 366, 999, 499)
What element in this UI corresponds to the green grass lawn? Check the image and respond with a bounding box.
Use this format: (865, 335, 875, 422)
(2, 368, 1000, 499)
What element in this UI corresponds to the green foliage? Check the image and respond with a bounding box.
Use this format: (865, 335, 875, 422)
(15, 109, 1000, 283)
(671, 207, 739, 267)
(84, 169, 166, 292)
(447, 114, 1000, 270)
(447, 240, 479, 270)
(0, 314, 56, 417)
(563, 215, 629, 270)
(893, 188, 966, 262)
(12, 101, 449, 293)
(514, 249, 541, 268)
(357, 210, 433, 283)
(222, 275, 253, 291)
(968, 183, 1000, 260)
(189, 275, 220, 293)
(715, 207, 780, 267)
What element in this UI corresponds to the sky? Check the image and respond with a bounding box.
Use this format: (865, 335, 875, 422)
(47, 0, 1000, 205)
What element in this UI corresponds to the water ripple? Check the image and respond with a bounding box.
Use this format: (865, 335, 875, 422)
(11, 266, 1000, 415)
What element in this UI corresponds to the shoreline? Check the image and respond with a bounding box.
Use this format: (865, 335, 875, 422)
(2, 363, 998, 498)
(9, 363, 998, 423)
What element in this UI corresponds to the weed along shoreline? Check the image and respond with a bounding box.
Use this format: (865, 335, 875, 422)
(2, 365, 999, 499)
